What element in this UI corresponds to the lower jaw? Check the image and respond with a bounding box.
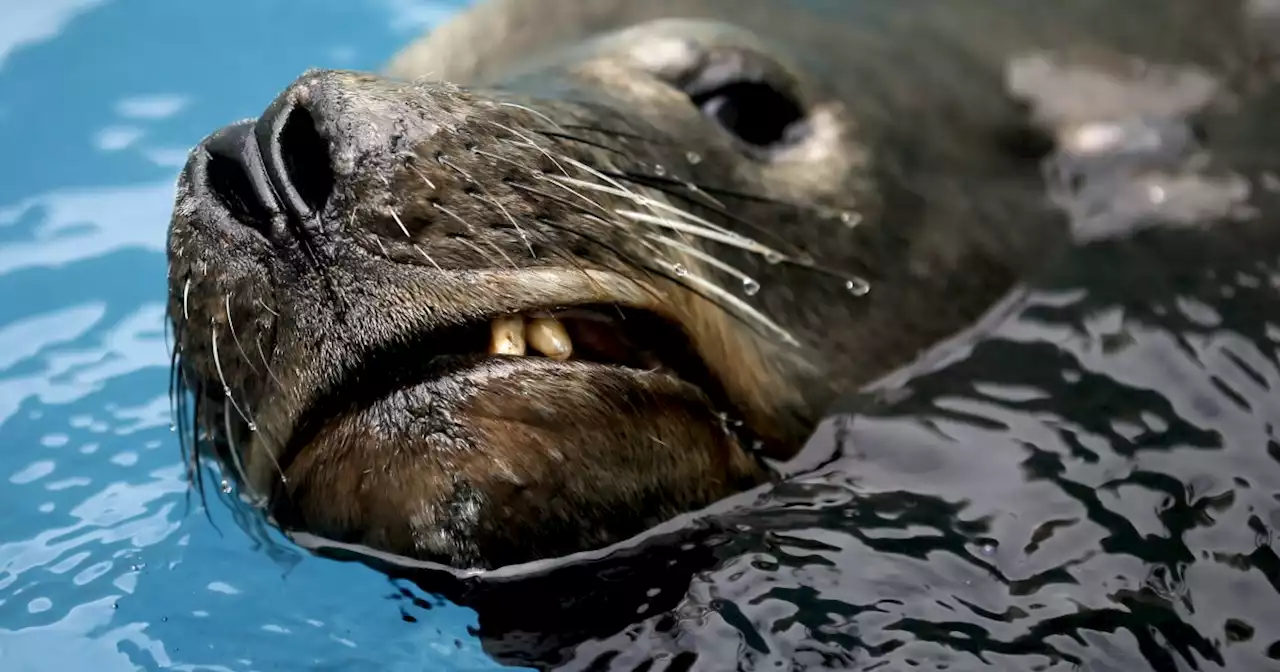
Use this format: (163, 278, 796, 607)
(268, 356, 772, 568)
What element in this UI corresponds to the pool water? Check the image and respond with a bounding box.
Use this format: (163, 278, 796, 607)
(6, 2, 1280, 671)
(0, 1, 519, 670)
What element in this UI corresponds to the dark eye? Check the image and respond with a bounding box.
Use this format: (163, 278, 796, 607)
(689, 80, 807, 149)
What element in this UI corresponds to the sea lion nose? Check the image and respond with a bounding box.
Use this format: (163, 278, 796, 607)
(194, 92, 339, 239)
(252, 93, 337, 225)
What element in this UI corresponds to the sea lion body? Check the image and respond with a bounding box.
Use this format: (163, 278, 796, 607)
(166, 0, 1260, 569)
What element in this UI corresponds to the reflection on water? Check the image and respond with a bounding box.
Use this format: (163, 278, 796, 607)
(3, 0, 1280, 671)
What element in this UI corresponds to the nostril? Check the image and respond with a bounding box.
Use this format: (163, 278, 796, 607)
(201, 122, 278, 236)
(264, 103, 336, 221)
(206, 149, 274, 231)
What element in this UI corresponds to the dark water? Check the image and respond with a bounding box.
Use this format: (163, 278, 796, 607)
(5, 1, 1280, 670)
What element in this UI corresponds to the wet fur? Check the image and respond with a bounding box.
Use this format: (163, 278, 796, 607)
(167, 0, 1260, 569)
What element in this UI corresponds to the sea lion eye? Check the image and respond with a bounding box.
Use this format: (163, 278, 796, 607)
(690, 80, 807, 148)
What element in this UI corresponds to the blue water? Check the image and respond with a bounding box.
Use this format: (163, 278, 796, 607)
(0, 1, 520, 669)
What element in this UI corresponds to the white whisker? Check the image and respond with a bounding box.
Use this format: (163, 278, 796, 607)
(255, 334, 285, 390)
(534, 174, 611, 216)
(617, 209, 785, 259)
(225, 294, 260, 375)
(645, 234, 757, 287)
(678, 271, 799, 347)
(211, 324, 256, 430)
(222, 398, 259, 501)
(183, 278, 191, 321)
(408, 164, 437, 190)
(498, 101, 563, 130)
(256, 298, 279, 317)
(389, 209, 412, 238)
(489, 121, 570, 176)
(438, 156, 474, 183)
(413, 244, 444, 271)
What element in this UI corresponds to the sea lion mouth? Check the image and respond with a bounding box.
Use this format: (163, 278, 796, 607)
(277, 297, 742, 479)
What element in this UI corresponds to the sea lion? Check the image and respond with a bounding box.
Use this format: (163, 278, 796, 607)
(166, 0, 1258, 570)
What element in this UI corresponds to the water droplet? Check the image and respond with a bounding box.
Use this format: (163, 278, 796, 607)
(977, 539, 999, 557)
(840, 211, 863, 228)
(763, 250, 784, 265)
(220, 479, 233, 494)
(653, 164, 667, 176)
(845, 278, 870, 296)
(685, 151, 702, 165)
(247, 422, 258, 432)
(1148, 184, 1167, 204)
(671, 263, 689, 277)
(168, 423, 176, 432)
(741, 278, 761, 296)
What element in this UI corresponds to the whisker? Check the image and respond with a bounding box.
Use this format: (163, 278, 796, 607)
(183, 278, 191, 321)
(225, 294, 260, 375)
(484, 240, 517, 269)
(210, 324, 255, 431)
(389, 209, 413, 238)
(506, 181, 676, 264)
(549, 164, 742, 255)
(604, 170, 802, 253)
(431, 202, 475, 232)
(555, 164, 744, 241)
(534, 174, 612, 217)
(255, 334, 285, 390)
(645, 233, 758, 289)
(498, 101, 563, 130)
(478, 194, 536, 259)
(557, 123, 671, 145)
(489, 121, 571, 176)
(614, 209, 785, 259)
(223, 398, 262, 503)
(676, 269, 799, 347)
(532, 129, 629, 157)
(413, 243, 445, 271)
(438, 156, 474, 183)
(458, 235, 507, 268)
(256, 298, 279, 317)
(408, 164, 437, 190)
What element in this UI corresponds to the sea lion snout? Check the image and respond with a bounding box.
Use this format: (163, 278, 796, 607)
(188, 69, 435, 246)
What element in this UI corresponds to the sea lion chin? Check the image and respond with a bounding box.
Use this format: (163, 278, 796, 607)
(165, 0, 1246, 570)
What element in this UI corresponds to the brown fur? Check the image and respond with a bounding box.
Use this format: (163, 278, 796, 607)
(166, 0, 1260, 569)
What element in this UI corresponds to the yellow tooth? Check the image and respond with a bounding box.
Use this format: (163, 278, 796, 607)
(489, 315, 527, 355)
(527, 316, 573, 360)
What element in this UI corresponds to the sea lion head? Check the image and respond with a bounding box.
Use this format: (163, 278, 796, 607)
(166, 4, 1061, 569)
